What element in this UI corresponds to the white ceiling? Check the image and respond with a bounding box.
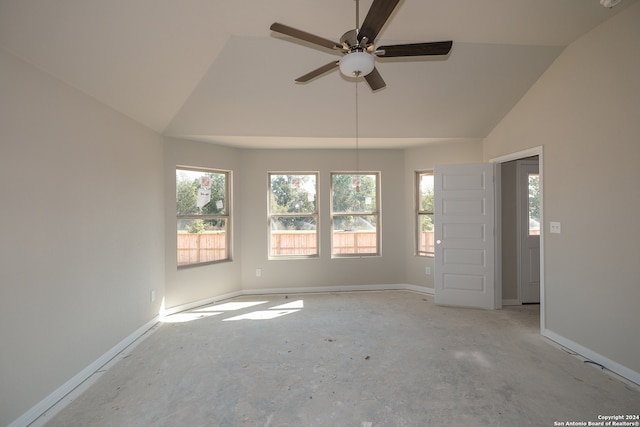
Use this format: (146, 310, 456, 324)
(0, 0, 636, 148)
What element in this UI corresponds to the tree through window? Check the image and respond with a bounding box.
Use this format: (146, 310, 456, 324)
(331, 172, 380, 257)
(268, 173, 318, 258)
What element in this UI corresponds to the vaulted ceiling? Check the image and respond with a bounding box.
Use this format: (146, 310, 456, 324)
(0, 0, 636, 148)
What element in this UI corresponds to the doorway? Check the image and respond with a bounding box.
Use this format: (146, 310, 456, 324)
(492, 147, 545, 331)
(499, 157, 540, 304)
(517, 159, 540, 303)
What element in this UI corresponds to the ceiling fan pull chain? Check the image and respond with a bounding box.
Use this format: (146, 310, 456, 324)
(355, 76, 360, 188)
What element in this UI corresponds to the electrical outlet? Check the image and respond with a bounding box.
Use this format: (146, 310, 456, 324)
(425, 267, 431, 275)
(256, 268, 262, 277)
(550, 221, 561, 234)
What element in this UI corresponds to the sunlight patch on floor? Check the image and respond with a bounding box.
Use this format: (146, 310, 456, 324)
(161, 311, 222, 323)
(271, 300, 304, 309)
(205, 301, 269, 311)
(162, 299, 304, 323)
(223, 309, 300, 321)
(223, 299, 304, 321)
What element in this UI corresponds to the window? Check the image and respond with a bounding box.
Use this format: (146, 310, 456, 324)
(268, 173, 318, 258)
(331, 172, 380, 257)
(528, 173, 540, 236)
(416, 171, 434, 257)
(176, 167, 230, 267)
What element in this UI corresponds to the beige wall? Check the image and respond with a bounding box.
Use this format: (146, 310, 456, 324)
(484, 2, 640, 375)
(0, 48, 165, 426)
(403, 140, 484, 289)
(238, 148, 407, 291)
(163, 140, 484, 299)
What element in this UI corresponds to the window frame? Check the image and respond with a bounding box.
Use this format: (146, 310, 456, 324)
(416, 170, 435, 257)
(268, 172, 320, 259)
(176, 166, 232, 268)
(330, 171, 381, 258)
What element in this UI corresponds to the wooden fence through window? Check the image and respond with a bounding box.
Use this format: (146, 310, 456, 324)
(178, 231, 435, 263)
(177, 233, 226, 266)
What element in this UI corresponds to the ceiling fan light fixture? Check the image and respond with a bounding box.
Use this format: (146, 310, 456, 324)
(339, 52, 375, 77)
(600, 0, 621, 7)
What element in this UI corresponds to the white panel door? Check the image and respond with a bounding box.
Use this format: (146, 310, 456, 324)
(434, 163, 496, 309)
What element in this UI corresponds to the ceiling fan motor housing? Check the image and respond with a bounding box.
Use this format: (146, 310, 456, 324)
(340, 29, 360, 50)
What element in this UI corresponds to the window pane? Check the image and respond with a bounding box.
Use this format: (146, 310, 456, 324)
(528, 173, 540, 236)
(331, 172, 379, 257)
(270, 174, 317, 214)
(419, 174, 434, 213)
(331, 174, 377, 213)
(332, 215, 378, 255)
(418, 214, 435, 254)
(271, 216, 317, 231)
(177, 219, 228, 266)
(332, 215, 376, 231)
(270, 216, 317, 256)
(268, 173, 318, 258)
(177, 170, 227, 215)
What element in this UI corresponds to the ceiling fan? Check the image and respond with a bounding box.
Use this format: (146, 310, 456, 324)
(270, 0, 453, 91)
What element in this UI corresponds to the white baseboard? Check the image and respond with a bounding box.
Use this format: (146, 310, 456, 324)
(240, 283, 434, 297)
(543, 328, 640, 387)
(11, 316, 160, 427)
(160, 289, 243, 317)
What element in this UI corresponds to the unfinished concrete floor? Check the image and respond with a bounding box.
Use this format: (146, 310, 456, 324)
(39, 291, 639, 426)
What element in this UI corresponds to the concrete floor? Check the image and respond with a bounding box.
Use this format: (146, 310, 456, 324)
(38, 291, 639, 426)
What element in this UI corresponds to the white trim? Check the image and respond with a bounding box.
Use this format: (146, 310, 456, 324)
(401, 284, 435, 295)
(543, 329, 640, 387)
(160, 290, 243, 317)
(241, 283, 434, 296)
(12, 316, 160, 427)
(490, 146, 542, 163)
(502, 299, 521, 306)
(493, 163, 503, 309)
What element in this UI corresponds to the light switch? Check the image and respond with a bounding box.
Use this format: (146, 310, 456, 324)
(550, 222, 561, 234)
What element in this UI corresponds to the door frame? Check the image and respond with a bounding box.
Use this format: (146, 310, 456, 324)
(490, 146, 545, 332)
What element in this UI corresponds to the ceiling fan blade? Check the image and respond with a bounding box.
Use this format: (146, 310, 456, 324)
(376, 41, 453, 57)
(295, 61, 340, 83)
(358, 0, 401, 44)
(364, 67, 386, 91)
(270, 23, 342, 50)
